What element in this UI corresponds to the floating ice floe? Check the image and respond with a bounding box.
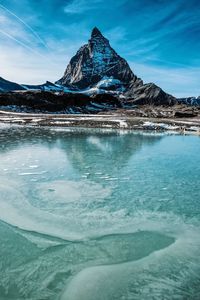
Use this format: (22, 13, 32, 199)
(187, 126, 200, 132)
(53, 121, 71, 125)
(29, 165, 39, 169)
(112, 119, 128, 128)
(18, 171, 47, 176)
(143, 121, 179, 131)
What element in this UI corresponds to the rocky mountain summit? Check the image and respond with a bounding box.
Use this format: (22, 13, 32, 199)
(0, 27, 199, 113)
(56, 27, 142, 90)
(55, 27, 178, 106)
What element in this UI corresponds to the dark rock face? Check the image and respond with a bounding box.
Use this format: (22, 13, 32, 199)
(0, 77, 25, 92)
(56, 27, 142, 89)
(125, 83, 177, 106)
(174, 110, 198, 118)
(0, 91, 121, 113)
(0, 91, 89, 111)
(91, 93, 122, 107)
(178, 96, 200, 106)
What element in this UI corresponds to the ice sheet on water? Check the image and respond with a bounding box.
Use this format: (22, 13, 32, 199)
(1, 175, 200, 300)
(0, 178, 113, 240)
(0, 128, 200, 299)
(61, 232, 175, 300)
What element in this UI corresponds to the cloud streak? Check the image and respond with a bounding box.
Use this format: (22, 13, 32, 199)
(64, 0, 101, 14)
(0, 3, 49, 50)
(0, 29, 50, 61)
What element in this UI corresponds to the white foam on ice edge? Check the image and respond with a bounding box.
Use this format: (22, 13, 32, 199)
(111, 119, 128, 128)
(143, 121, 179, 130)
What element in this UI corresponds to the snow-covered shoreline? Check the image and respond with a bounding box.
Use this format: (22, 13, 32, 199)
(0, 110, 200, 135)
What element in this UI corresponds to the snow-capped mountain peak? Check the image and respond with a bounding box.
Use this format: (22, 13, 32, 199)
(0, 27, 177, 108)
(56, 27, 141, 89)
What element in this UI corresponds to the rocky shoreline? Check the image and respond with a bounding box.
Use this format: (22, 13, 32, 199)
(0, 108, 199, 135)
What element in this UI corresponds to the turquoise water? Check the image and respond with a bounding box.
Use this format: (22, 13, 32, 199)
(0, 125, 200, 300)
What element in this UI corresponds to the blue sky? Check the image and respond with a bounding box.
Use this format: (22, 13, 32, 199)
(0, 0, 199, 97)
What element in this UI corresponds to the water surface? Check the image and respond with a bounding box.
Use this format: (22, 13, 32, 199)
(0, 125, 200, 300)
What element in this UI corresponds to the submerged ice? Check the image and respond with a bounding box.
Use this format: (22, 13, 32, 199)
(0, 126, 200, 300)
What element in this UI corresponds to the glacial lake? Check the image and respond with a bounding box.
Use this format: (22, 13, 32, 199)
(0, 125, 200, 300)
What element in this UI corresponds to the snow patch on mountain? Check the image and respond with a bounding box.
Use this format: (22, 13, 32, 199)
(96, 77, 123, 88)
(78, 77, 125, 96)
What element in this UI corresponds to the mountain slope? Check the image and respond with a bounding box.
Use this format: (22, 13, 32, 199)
(1, 27, 194, 109)
(0, 77, 25, 92)
(125, 82, 176, 105)
(55, 27, 177, 106)
(56, 27, 142, 89)
(22, 81, 70, 92)
(178, 96, 200, 106)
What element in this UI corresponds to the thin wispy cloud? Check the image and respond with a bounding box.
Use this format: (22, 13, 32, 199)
(0, 29, 43, 56)
(64, 0, 126, 14)
(64, 0, 103, 14)
(0, 3, 49, 50)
